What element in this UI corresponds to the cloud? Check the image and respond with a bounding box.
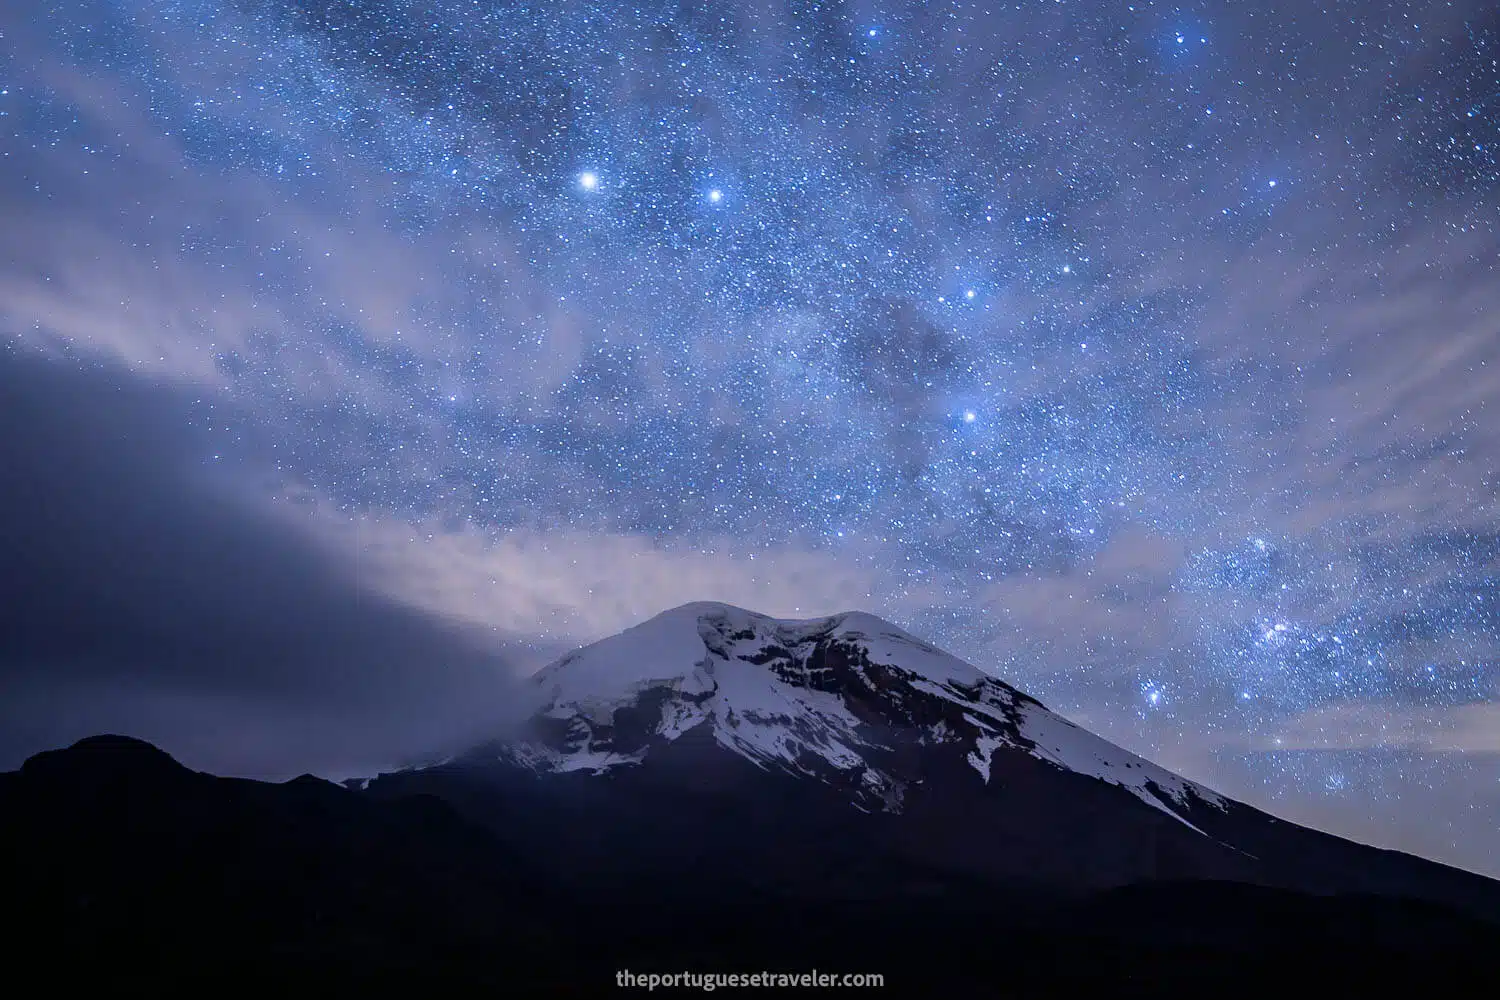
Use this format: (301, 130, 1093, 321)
(0, 25, 584, 411)
(960, 526, 1195, 669)
(281, 506, 919, 650)
(0, 348, 540, 779)
(1260, 701, 1500, 755)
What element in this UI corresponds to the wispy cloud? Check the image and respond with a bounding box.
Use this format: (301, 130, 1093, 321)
(281, 501, 921, 649)
(1258, 701, 1500, 754)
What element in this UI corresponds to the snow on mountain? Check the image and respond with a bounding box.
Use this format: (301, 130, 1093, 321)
(504, 601, 1227, 831)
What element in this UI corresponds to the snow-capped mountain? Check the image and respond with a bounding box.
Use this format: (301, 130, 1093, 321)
(504, 602, 1226, 831)
(367, 602, 1500, 921)
(11, 604, 1494, 992)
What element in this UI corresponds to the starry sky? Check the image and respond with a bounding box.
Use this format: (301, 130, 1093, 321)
(2, 0, 1498, 876)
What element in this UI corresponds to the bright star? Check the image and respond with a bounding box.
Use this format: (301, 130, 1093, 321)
(578, 171, 599, 191)
(965, 289, 975, 299)
(963, 410, 977, 424)
(708, 188, 723, 204)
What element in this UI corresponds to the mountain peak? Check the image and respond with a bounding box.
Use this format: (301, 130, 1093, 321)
(529, 602, 980, 717)
(22, 734, 187, 782)
(69, 734, 166, 754)
(490, 603, 1227, 829)
(648, 601, 909, 636)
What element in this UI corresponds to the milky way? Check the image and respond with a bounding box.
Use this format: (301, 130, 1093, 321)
(2, 1, 1498, 873)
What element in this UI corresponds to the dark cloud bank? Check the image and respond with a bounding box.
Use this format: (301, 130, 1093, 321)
(0, 347, 531, 779)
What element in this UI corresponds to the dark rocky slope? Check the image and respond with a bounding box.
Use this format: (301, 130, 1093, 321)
(3, 735, 1496, 994)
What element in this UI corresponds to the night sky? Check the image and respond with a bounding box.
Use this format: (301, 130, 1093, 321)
(2, 1, 1498, 876)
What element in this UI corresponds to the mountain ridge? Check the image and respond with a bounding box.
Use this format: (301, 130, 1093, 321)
(366, 601, 1500, 926)
(6, 731, 1497, 991)
(6, 602, 1499, 989)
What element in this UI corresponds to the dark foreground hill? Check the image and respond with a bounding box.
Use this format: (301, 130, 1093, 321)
(3, 734, 1497, 995)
